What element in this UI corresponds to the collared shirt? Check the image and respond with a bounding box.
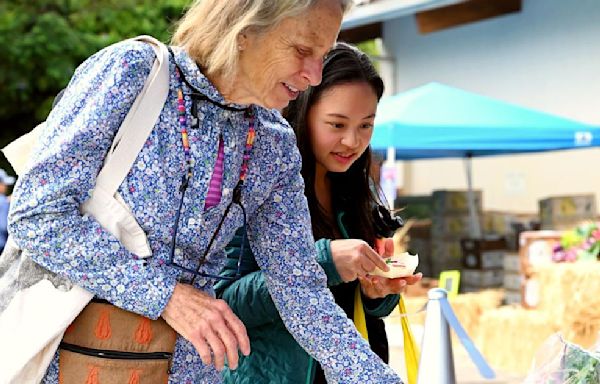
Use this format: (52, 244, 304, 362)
(9, 40, 400, 383)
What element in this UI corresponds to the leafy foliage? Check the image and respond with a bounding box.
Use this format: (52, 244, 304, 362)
(0, 0, 187, 174)
(0, 3, 383, 178)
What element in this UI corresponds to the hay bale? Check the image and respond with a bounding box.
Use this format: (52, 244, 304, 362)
(389, 289, 504, 339)
(536, 262, 600, 347)
(446, 290, 504, 338)
(477, 306, 557, 374)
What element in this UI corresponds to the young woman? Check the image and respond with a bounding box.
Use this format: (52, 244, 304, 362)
(216, 43, 422, 383)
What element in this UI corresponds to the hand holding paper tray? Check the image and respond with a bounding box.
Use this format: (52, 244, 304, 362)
(370, 252, 419, 278)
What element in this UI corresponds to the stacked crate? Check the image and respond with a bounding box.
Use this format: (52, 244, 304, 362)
(539, 194, 597, 230)
(406, 219, 432, 277)
(460, 237, 507, 292)
(517, 230, 563, 308)
(502, 251, 522, 304)
(482, 211, 521, 251)
(430, 190, 483, 277)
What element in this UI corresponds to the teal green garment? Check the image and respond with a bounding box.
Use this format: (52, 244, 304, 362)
(214, 213, 400, 384)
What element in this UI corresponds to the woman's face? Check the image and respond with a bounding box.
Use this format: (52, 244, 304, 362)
(236, 0, 343, 110)
(307, 82, 378, 174)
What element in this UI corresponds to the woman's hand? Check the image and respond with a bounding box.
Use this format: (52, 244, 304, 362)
(330, 239, 390, 282)
(161, 283, 251, 371)
(358, 273, 423, 299)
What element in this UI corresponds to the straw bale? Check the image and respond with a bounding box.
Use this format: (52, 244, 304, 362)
(477, 306, 557, 374)
(536, 261, 600, 347)
(446, 290, 504, 337)
(388, 289, 503, 339)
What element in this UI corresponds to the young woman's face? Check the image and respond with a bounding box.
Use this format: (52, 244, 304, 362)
(237, 0, 342, 110)
(307, 81, 378, 174)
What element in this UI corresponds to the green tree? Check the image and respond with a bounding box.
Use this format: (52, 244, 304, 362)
(0, 0, 187, 175)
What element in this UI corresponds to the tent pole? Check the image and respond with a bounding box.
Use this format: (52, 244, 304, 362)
(464, 154, 482, 238)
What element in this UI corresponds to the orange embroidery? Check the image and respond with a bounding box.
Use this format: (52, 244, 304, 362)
(94, 309, 112, 340)
(85, 366, 99, 384)
(134, 317, 153, 344)
(128, 369, 141, 384)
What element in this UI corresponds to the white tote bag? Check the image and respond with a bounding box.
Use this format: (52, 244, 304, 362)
(0, 35, 170, 384)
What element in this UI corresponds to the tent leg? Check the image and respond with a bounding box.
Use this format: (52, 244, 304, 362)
(464, 155, 482, 238)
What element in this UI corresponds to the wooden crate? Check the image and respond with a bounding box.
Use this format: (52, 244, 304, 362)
(460, 237, 507, 269)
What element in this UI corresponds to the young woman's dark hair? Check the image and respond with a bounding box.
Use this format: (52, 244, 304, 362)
(284, 42, 400, 245)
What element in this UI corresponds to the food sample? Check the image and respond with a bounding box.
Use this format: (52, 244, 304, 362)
(370, 252, 419, 279)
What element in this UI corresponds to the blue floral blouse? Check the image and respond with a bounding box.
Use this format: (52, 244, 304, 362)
(8, 40, 401, 383)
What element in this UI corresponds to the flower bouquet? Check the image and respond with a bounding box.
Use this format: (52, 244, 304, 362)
(552, 222, 600, 262)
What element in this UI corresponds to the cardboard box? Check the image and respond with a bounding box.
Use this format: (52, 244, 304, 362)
(431, 214, 483, 239)
(539, 194, 596, 222)
(483, 211, 518, 235)
(461, 269, 503, 288)
(503, 252, 520, 273)
(431, 239, 462, 261)
(396, 195, 433, 220)
(462, 250, 504, 270)
(460, 237, 507, 269)
(541, 216, 596, 230)
(432, 189, 482, 215)
(503, 271, 522, 291)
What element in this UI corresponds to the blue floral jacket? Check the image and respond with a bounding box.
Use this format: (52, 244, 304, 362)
(8, 40, 401, 383)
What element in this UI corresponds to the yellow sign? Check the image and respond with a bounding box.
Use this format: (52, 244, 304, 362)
(438, 270, 461, 299)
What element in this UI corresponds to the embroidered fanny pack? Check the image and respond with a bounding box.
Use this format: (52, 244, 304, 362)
(59, 300, 176, 383)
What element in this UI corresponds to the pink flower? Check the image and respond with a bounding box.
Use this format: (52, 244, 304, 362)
(565, 250, 578, 262)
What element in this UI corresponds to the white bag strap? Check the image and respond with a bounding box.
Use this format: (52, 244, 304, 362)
(95, 35, 170, 195)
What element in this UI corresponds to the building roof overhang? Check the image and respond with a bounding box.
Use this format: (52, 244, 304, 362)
(341, 0, 464, 30)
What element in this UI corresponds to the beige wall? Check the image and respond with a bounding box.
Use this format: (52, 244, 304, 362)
(401, 148, 600, 213)
(380, 0, 600, 213)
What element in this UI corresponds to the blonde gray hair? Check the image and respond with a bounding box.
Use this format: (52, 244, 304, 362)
(172, 0, 353, 78)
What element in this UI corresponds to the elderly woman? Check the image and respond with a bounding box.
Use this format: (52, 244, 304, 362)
(7, 0, 403, 383)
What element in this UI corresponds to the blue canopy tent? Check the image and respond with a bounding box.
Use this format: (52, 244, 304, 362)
(371, 82, 600, 236)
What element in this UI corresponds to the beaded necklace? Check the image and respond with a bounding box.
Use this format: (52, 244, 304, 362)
(169, 65, 256, 283)
(174, 67, 256, 195)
